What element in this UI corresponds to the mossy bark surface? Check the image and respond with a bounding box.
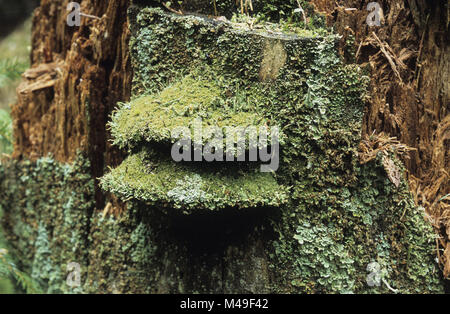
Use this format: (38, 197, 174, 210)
(0, 0, 447, 293)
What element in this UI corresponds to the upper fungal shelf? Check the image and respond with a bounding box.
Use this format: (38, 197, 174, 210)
(109, 73, 281, 151)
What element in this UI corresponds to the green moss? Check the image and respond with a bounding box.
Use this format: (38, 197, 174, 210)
(100, 148, 288, 213)
(134, 0, 327, 29)
(109, 72, 274, 150)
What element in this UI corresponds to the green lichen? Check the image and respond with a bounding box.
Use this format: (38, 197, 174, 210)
(292, 222, 356, 293)
(270, 153, 443, 293)
(0, 153, 94, 293)
(31, 223, 61, 293)
(129, 7, 334, 96)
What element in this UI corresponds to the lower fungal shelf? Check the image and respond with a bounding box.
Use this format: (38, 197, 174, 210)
(100, 148, 288, 214)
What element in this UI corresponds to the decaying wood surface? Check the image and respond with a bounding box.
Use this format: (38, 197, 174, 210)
(10, 0, 449, 277)
(311, 0, 449, 277)
(12, 0, 132, 208)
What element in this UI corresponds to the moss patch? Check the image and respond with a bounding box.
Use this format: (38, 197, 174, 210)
(134, 0, 327, 29)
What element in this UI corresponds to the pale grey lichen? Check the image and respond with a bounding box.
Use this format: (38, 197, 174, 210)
(167, 174, 209, 206)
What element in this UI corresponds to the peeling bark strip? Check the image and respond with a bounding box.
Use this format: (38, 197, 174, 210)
(18, 60, 64, 93)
